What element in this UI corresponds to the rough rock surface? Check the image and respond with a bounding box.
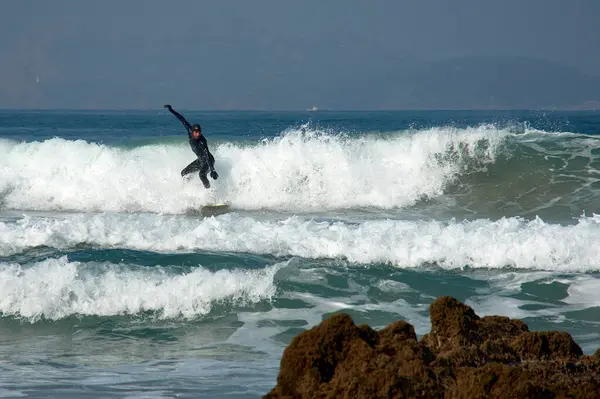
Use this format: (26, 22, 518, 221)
(264, 296, 600, 399)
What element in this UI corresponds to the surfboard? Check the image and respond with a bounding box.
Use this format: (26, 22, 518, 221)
(199, 203, 231, 217)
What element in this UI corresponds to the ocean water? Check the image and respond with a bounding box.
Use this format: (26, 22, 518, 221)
(1, 109, 600, 398)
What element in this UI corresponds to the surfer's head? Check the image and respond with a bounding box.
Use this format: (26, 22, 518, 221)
(191, 124, 201, 139)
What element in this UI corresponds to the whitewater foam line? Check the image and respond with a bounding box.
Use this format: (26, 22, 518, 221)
(2, 212, 600, 271)
(0, 126, 508, 212)
(0, 256, 281, 321)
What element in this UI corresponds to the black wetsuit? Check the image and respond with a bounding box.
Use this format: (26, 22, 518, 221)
(166, 106, 217, 188)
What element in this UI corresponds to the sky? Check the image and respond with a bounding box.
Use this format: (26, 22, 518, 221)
(1, 0, 599, 110)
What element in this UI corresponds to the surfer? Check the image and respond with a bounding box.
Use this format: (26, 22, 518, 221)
(164, 104, 219, 188)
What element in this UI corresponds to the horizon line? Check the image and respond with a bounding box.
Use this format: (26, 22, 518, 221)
(1, 107, 599, 112)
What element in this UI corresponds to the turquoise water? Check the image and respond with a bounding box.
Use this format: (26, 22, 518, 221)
(1, 109, 600, 398)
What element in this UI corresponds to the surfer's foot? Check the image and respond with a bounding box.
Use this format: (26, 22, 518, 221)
(200, 176, 210, 188)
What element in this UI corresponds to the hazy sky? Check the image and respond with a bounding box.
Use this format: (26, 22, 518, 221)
(1, 0, 599, 109)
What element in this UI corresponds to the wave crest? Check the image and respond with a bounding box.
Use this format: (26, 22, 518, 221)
(0, 125, 508, 213)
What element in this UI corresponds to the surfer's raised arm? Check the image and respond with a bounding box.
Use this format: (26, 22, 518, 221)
(164, 104, 191, 131)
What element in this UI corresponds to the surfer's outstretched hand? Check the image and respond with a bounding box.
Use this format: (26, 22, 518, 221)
(210, 171, 219, 180)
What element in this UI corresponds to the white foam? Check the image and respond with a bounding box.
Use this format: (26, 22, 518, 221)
(0, 125, 507, 213)
(563, 277, 600, 308)
(376, 279, 414, 293)
(0, 389, 26, 398)
(465, 295, 559, 321)
(470, 270, 559, 295)
(229, 285, 432, 355)
(2, 212, 600, 271)
(0, 256, 280, 321)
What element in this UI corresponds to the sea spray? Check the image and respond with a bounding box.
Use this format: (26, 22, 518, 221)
(0, 125, 508, 213)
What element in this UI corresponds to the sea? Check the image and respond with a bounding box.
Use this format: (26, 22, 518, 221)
(1, 109, 600, 398)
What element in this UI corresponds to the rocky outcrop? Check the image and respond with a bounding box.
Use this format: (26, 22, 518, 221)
(264, 296, 600, 398)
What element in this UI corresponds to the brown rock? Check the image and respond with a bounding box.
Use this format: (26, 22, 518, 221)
(512, 331, 583, 360)
(264, 296, 600, 399)
(421, 297, 528, 356)
(264, 314, 442, 399)
(448, 364, 552, 399)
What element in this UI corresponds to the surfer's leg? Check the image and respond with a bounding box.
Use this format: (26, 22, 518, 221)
(199, 162, 210, 188)
(181, 159, 202, 177)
